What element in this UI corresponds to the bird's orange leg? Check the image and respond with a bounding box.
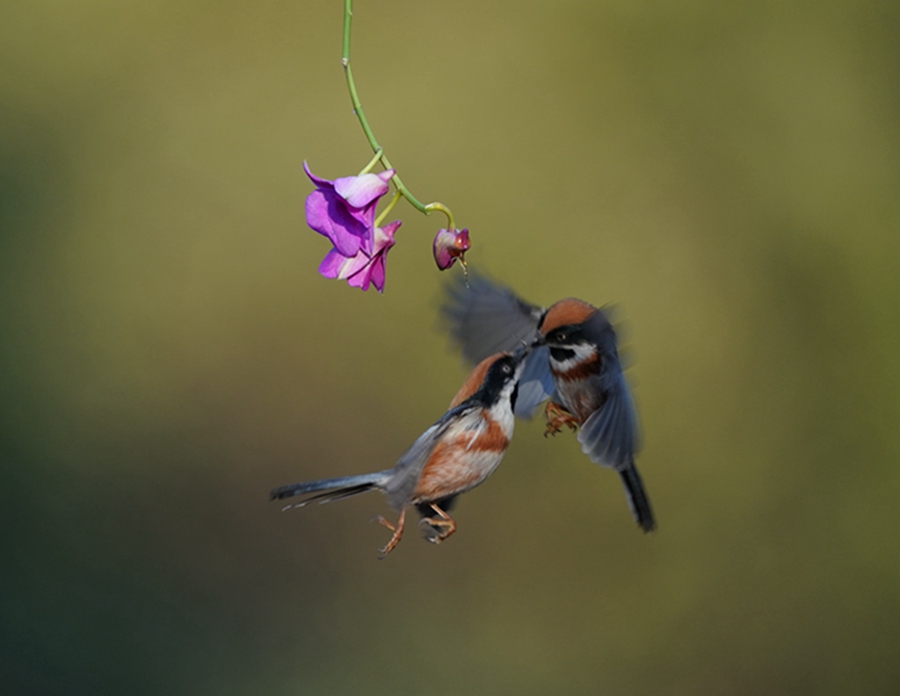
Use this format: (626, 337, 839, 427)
(420, 503, 457, 544)
(374, 507, 407, 558)
(544, 401, 580, 437)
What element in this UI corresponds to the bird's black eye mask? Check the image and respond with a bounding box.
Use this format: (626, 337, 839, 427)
(549, 346, 576, 362)
(546, 325, 584, 347)
(477, 356, 520, 406)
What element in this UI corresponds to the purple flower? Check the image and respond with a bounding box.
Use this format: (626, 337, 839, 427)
(318, 220, 401, 293)
(304, 162, 395, 257)
(433, 227, 471, 270)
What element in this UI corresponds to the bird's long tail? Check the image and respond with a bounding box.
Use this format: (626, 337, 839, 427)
(270, 471, 392, 509)
(618, 462, 656, 532)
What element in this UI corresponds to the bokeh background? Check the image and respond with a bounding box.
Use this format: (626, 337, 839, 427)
(2, 1, 899, 694)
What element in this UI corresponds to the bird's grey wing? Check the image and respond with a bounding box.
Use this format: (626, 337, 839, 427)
(383, 403, 472, 509)
(442, 274, 546, 364)
(514, 346, 557, 419)
(442, 274, 553, 418)
(578, 308, 654, 530)
(578, 365, 654, 531)
(576, 365, 640, 470)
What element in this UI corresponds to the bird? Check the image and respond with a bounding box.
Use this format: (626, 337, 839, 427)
(270, 349, 526, 557)
(442, 274, 655, 532)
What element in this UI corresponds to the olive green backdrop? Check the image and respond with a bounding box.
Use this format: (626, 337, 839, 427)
(2, 1, 898, 694)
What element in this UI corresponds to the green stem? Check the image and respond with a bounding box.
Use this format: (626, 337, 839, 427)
(342, 0, 456, 228)
(374, 190, 402, 228)
(359, 148, 383, 175)
(424, 203, 455, 230)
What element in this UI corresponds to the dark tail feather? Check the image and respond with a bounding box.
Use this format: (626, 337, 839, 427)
(270, 472, 390, 509)
(618, 463, 656, 532)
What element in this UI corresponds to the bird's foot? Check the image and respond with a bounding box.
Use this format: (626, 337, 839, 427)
(373, 508, 406, 558)
(418, 503, 457, 544)
(544, 401, 579, 437)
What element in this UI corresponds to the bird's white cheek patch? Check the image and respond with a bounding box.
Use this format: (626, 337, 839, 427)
(548, 344, 595, 373)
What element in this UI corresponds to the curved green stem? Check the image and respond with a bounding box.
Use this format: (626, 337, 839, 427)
(374, 189, 402, 228)
(424, 202, 455, 230)
(342, 0, 456, 226)
(359, 148, 383, 175)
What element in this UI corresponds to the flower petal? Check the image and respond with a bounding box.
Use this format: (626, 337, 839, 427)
(303, 161, 335, 192)
(374, 220, 401, 251)
(305, 190, 367, 257)
(366, 220, 400, 292)
(304, 164, 390, 255)
(367, 254, 387, 292)
(319, 248, 370, 280)
(334, 170, 394, 209)
(346, 265, 373, 291)
(318, 248, 351, 279)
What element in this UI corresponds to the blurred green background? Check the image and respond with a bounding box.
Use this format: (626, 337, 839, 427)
(2, 1, 899, 694)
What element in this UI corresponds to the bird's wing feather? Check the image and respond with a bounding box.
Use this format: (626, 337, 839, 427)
(383, 403, 475, 508)
(577, 365, 640, 470)
(442, 274, 545, 364)
(442, 274, 552, 418)
(514, 346, 557, 419)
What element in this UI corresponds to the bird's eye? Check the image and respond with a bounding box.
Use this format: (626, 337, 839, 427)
(502, 364, 512, 374)
(556, 332, 566, 342)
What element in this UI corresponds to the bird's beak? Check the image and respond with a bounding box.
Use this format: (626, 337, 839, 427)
(512, 342, 531, 362)
(530, 334, 545, 348)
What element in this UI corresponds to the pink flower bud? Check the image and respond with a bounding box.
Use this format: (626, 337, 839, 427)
(433, 228, 471, 271)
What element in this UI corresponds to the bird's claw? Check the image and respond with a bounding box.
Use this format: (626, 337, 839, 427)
(374, 509, 406, 559)
(372, 515, 396, 532)
(544, 401, 579, 437)
(418, 504, 457, 544)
